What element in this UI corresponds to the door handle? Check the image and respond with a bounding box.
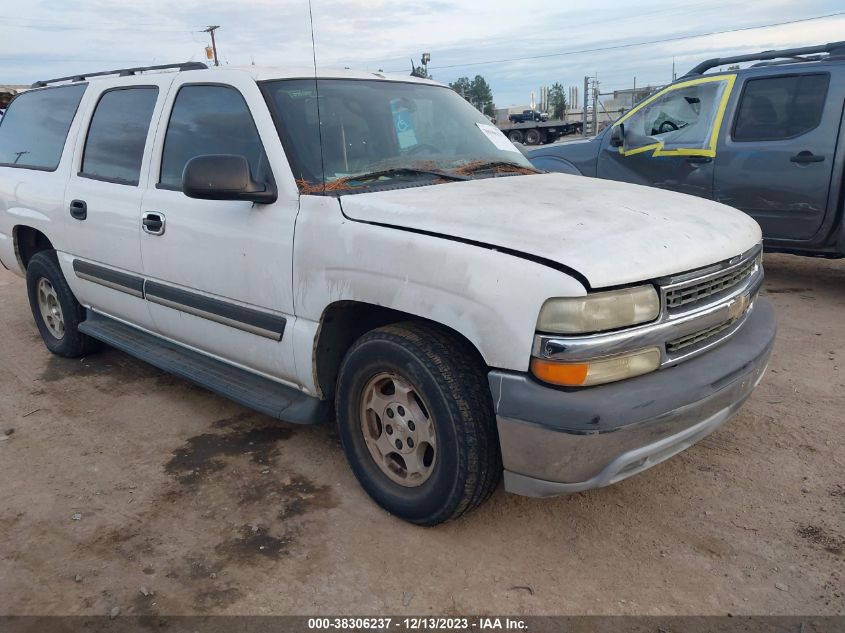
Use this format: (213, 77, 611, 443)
(142, 212, 166, 236)
(790, 151, 825, 164)
(69, 199, 87, 221)
(685, 156, 712, 165)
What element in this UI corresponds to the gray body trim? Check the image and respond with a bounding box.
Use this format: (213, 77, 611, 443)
(71, 258, 286, 340)
(490, 298, 776, 496)
(144, 281, 286, 341)
(72, 259, 144, 297)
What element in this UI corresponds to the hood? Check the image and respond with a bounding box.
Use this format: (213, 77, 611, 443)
(338, 173, 762, 289)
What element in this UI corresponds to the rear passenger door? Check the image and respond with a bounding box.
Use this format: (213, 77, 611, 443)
(139, 74, 300, 384)
(63, 76, 174, 330)
(714, 72, 842, 241)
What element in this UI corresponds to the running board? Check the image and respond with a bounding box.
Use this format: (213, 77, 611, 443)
(78, 311, 328, 424)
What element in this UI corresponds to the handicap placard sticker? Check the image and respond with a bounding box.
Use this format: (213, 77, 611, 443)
(391, 100, 418, 149)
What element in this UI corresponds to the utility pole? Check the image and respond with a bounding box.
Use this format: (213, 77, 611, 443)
(582, 76, 589, 137)
(203, 25, 220, 67)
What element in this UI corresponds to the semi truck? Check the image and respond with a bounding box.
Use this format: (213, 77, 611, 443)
(499, 118, 583, 145)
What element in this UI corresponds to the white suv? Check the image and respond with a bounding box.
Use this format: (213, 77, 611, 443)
(0, 63, 775, 525)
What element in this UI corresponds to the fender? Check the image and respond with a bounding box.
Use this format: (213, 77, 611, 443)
(528, 155, 583, 176)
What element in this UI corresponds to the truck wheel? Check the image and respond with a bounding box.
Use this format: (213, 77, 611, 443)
(26, 251, 100, 358)
(507, 130, 524, 144)
(335, 322, 501, 526)
(524, 129, 542, 145)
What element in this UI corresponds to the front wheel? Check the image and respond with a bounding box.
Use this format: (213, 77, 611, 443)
(335, 322, 501, 526)
(26, 251, 101, 358)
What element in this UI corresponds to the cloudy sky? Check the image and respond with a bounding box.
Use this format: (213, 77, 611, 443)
(3, 0, 844, 106)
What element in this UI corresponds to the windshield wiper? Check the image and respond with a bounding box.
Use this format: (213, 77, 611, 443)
(347, 167, 470, 183)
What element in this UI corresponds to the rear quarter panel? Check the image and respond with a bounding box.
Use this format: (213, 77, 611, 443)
(0, 88, 87, 275)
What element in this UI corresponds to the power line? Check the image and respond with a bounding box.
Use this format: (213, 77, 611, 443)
(398, 11, 845, 72)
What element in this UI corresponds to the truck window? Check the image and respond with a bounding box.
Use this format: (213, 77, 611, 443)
(0, 84, 86, 171)
(733, 74, 829, 141)
(159, 85, 267, 190)
(614, 76, 733, 156)
(80, 87, 159, 186)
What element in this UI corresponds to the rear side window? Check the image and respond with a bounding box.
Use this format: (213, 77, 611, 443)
(733, 74, 829, 141)
(80, 87, 159, 185)
(159, 85, 267, 189)
(0, 84, 86, 170)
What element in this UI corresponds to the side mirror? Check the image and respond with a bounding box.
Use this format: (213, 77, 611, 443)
(610, 124, 625, 148)
(182, 155, 277, 204)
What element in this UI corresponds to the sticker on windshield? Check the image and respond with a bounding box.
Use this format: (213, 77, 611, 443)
(475, 123, 520, 153)
(391, 99, 418, 149)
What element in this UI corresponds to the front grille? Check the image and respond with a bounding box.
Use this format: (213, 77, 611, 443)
(665, 256, 757, 312)
(666, 318, 736, 354)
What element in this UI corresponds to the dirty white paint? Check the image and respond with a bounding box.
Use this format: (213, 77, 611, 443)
(292, 195, 585, 383)
(340, 173, 762, 288)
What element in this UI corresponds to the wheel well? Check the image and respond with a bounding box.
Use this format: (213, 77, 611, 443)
(313, 301, 487, 400)
(14, 226, 55, 270)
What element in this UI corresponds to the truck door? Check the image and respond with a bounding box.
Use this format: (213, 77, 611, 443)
(63, 76, 173, 330)
(714, 72, 840, 240)
(596, 75, 736, 200)
(139, 73, 301, 385)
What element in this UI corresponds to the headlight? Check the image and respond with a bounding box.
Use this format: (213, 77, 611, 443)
(531, 347, 661, 387)
(537, 285, 660, 334)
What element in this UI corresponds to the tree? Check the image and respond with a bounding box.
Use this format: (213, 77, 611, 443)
(548, 82, 568, 120)
(450, 75, 495, 117)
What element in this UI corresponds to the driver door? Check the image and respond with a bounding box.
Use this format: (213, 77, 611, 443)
(139, 73, 301, 384)
(596, 75, 736, 200)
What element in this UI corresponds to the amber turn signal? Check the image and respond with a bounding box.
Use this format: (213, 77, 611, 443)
(531, 347, 661, 387)
(530, 358, 590, 386)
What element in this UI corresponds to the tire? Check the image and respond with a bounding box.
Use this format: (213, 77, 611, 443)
(26, 251, 101, 358)
(335, 322, 501, 526)
(507, 130, 524, 144)
(524, 129, 542, 145)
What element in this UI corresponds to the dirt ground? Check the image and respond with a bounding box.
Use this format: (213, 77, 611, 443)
(0, 253, 843, 617)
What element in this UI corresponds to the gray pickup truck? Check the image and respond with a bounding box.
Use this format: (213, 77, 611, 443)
(530, 42, 845, 258)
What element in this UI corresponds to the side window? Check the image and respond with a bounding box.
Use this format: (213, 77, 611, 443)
(80, 87, 159, 185)
(615, 77, 732, 155)
(159, 85, 267, 189)
(733, 74, 829, 141)
(0, 84, 86, 170)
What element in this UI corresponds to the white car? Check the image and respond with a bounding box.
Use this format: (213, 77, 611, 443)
(0, 63, 775, 525)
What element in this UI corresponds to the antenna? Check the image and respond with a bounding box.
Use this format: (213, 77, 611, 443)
(308, 0, 326, 194)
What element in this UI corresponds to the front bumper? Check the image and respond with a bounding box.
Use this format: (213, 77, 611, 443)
(489, 297, 776, 497)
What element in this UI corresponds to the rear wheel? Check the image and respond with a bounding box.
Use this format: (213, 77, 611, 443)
(335, 322, 501, 526)
(26, 251, 100, 358)
(507, 130, 524, 144)
(524, 128, 542, 145)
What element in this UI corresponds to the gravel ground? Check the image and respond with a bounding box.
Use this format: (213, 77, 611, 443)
(0, 253, 843, 616)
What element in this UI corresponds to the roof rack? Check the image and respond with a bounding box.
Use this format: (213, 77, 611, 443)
(31, 61, 207, 88)
(683, 41, 845, 77)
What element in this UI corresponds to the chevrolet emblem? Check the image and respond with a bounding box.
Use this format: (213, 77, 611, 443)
(728, 293, 750, 320)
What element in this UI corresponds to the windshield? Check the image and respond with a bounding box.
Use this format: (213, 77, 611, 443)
(260, 78, 535, 193)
